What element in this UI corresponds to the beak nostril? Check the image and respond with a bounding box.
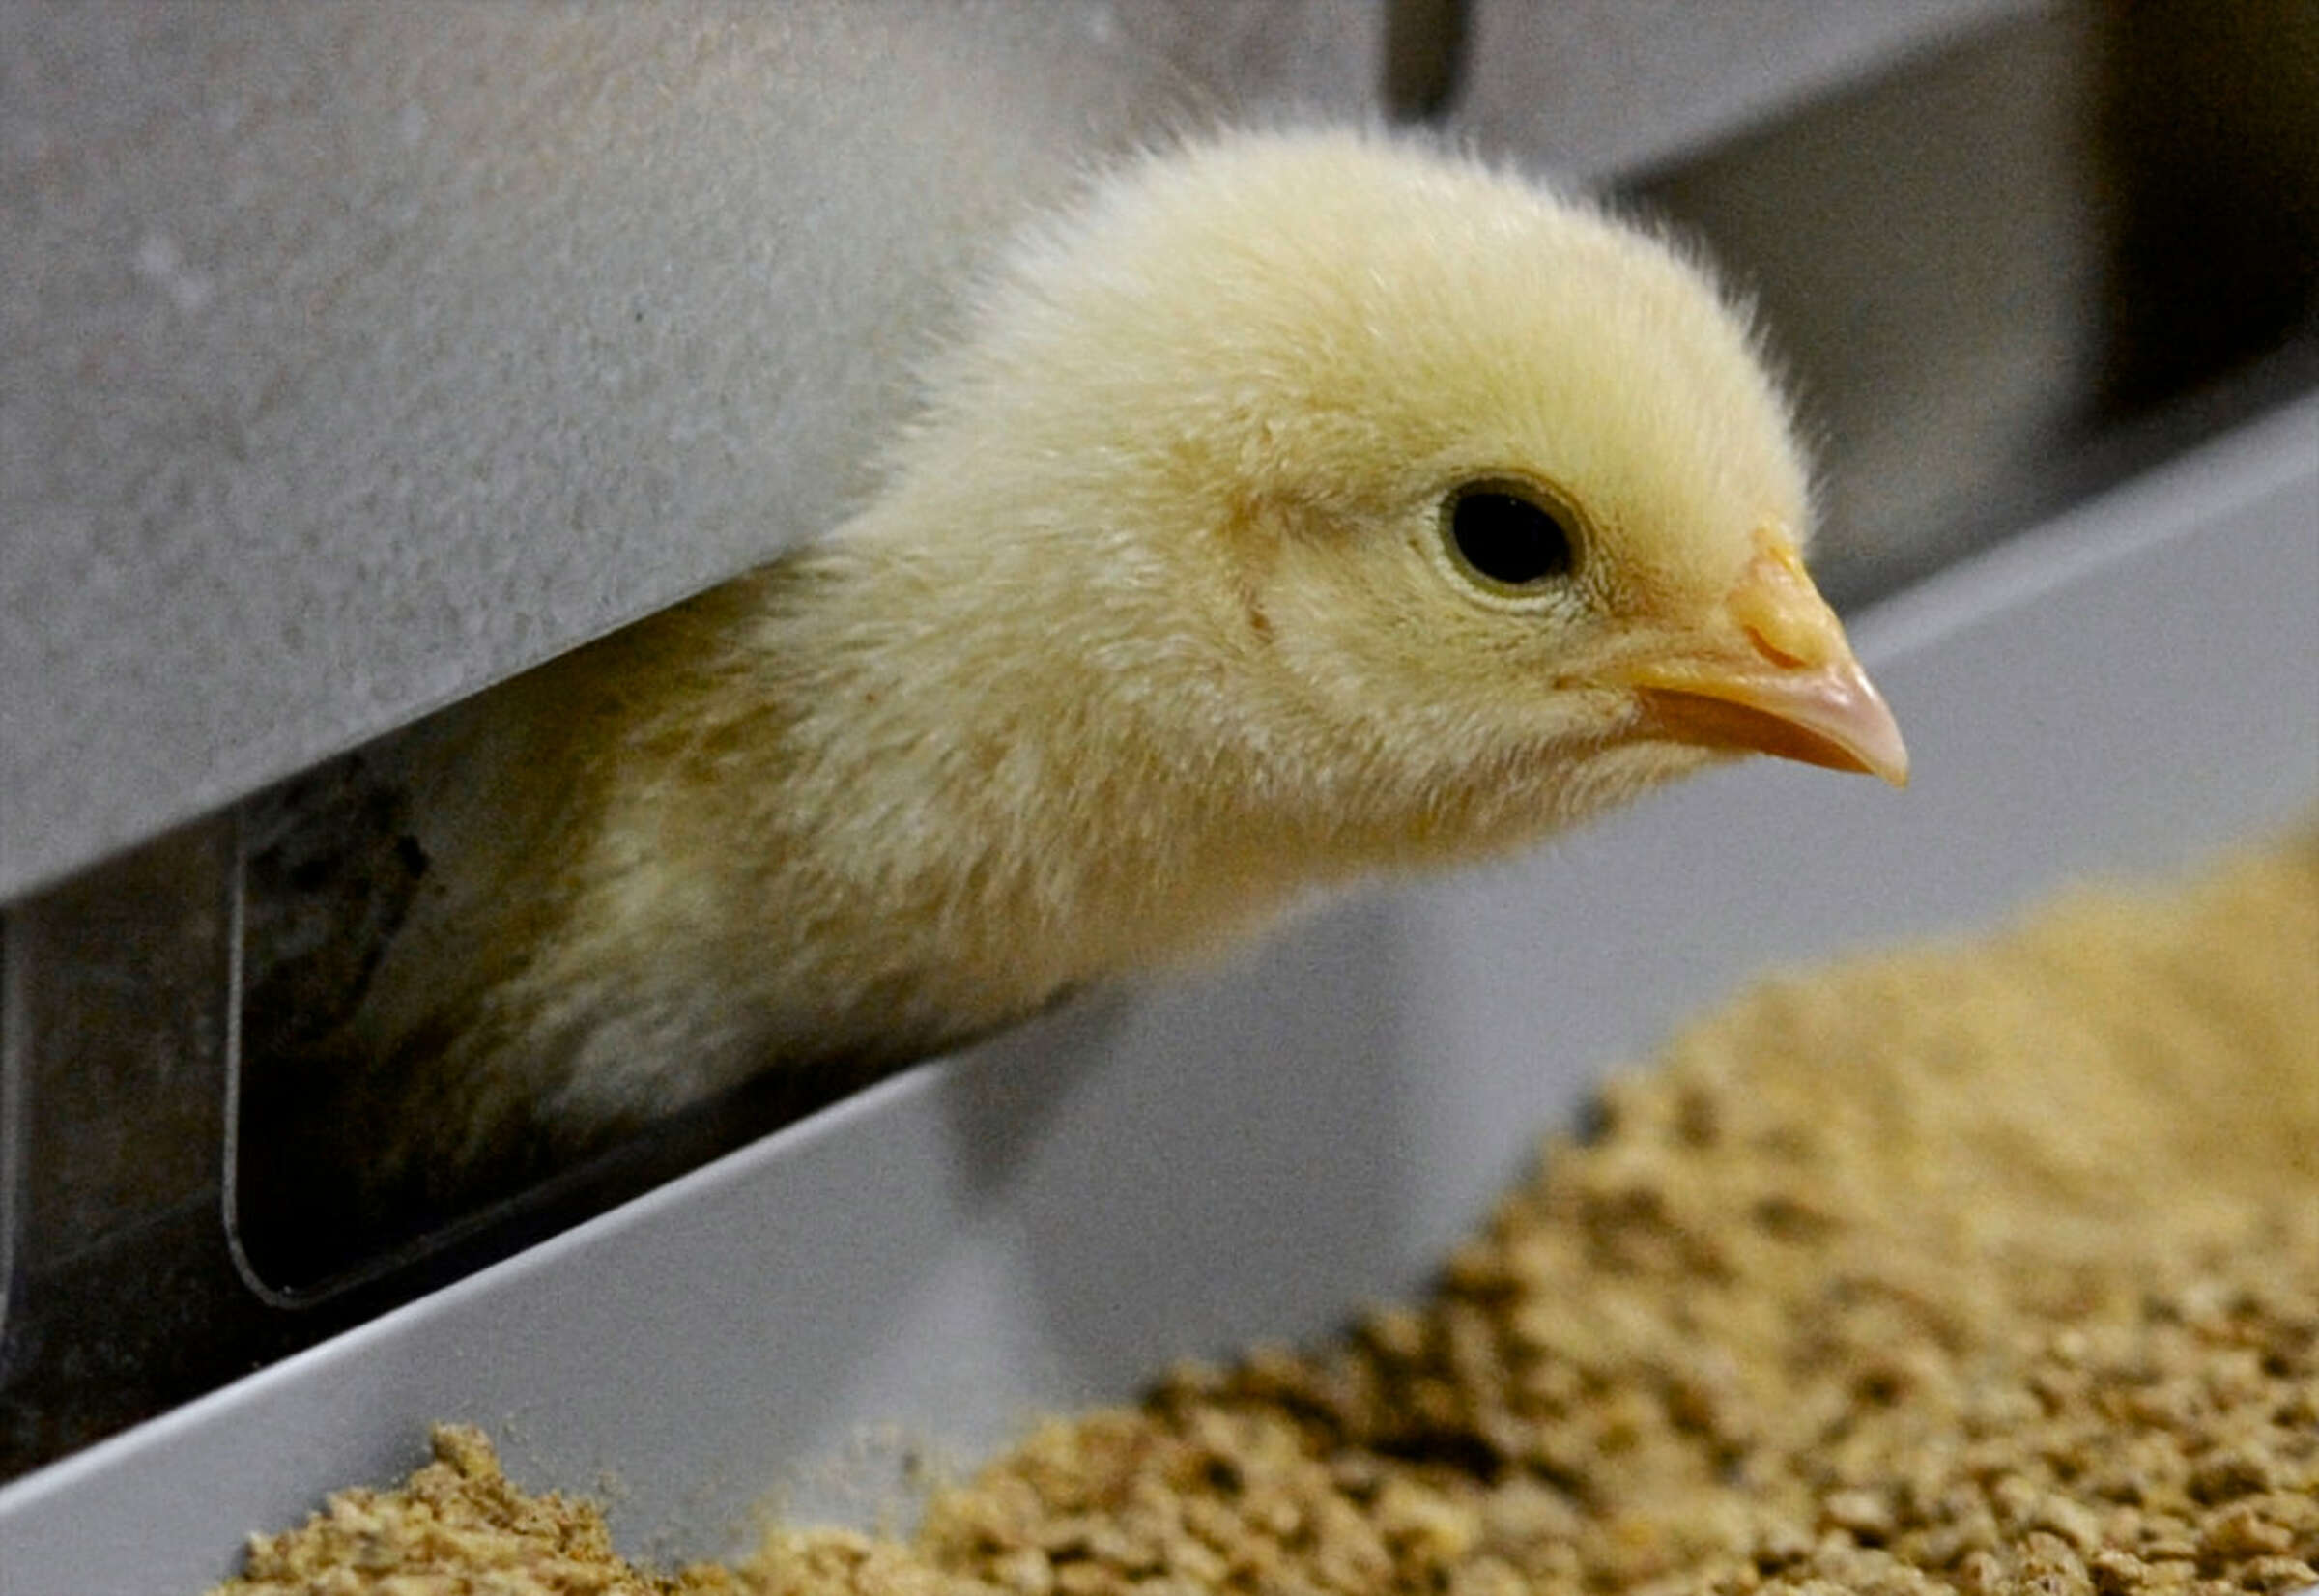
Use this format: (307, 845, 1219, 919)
(1743, 621, 1811, 670)
(1731, 584, 1838, 670)
(1729, 530, 1844, 672)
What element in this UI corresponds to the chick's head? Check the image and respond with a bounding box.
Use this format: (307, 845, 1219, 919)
(896, 129, 1905, 869)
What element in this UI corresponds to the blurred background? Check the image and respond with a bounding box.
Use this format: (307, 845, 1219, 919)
(3, 0, 2314, 1481)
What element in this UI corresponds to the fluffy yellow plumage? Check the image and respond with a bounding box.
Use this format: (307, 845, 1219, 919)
(298, 128, 1904, 1190)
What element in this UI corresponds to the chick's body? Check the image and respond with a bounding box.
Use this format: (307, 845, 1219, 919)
(329, 129, 1904, 1176)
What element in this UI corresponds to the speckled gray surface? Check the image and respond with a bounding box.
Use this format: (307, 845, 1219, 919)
(0, 6, 1219, 897)
(0, 0, 2032, 900)
(1457, 0, 2035, 177)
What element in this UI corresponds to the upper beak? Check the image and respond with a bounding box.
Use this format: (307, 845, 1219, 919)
(1606, 527, 1909, 787)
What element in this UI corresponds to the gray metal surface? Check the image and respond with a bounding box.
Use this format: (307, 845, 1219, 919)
(0, 2, 1366, 901)
(2, 390, 2311, 1596)
(1, 0, 2041, 902)
(1456, 0, 2036, 179)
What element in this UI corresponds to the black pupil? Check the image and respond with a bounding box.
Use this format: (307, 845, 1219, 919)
(1449, 489, 1573, 585)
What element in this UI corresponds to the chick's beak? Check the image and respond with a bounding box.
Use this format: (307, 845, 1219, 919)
(1609, 527, 1909, 787)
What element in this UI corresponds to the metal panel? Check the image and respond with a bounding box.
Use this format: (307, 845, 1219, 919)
(1455, 0, 2041, 180)
(0, 2, 1380, 900)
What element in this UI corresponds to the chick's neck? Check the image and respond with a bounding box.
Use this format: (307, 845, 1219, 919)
(732, 520, 1346, 988)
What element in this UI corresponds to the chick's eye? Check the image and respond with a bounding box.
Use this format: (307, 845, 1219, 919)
(1443, 484, 1577, 589)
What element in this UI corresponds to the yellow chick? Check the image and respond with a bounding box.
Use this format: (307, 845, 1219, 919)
(287, 128, 1904, 1194)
